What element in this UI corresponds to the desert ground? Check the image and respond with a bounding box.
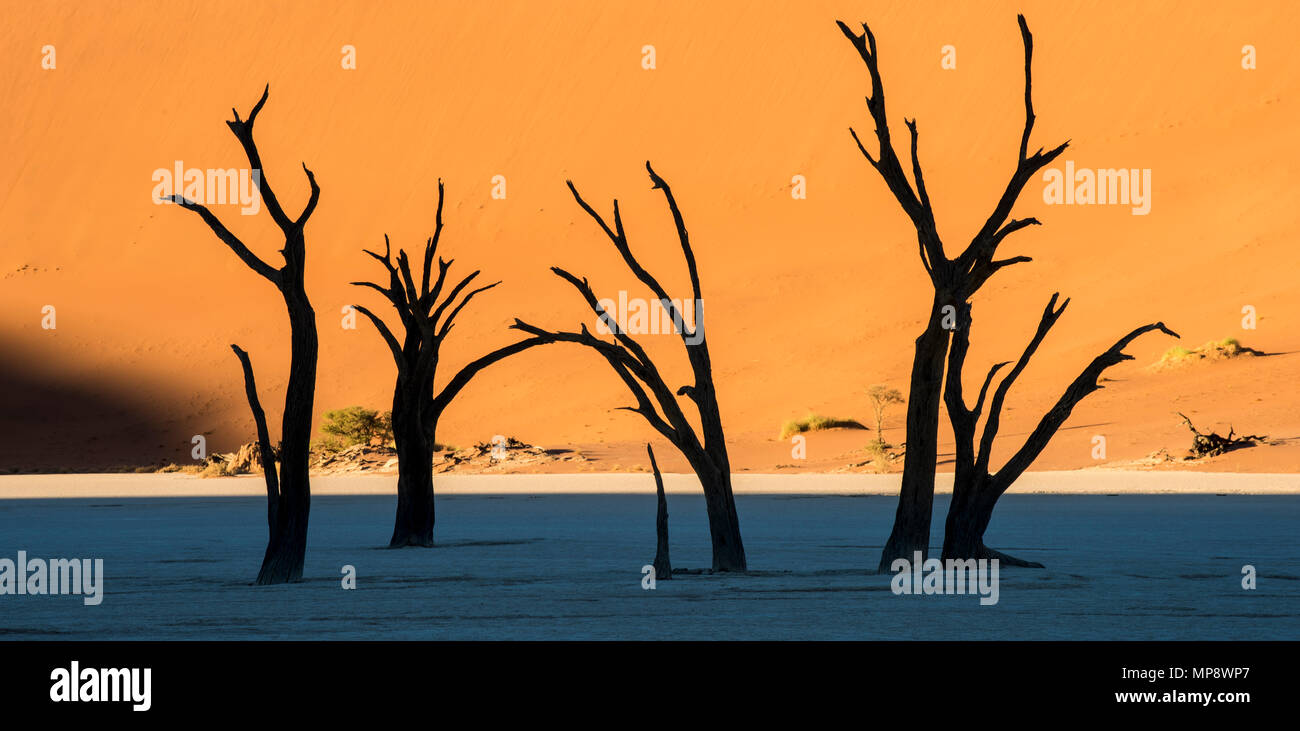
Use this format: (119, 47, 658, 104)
(1, 0, 1297, 475)
(1, 482, 1296, 640)
(1, 470, 1299, 499)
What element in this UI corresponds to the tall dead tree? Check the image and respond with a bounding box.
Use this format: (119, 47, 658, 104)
(942, 298, 1177, 566)
(352, 180, 557, 547)
(513, 162, 746, 571)
(838, 15, 1069, 571)
(167, 85, 320, 584)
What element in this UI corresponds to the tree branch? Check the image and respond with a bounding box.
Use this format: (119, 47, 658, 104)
(226, 85, 284, 232)
(972, 361, 1012, 420)
(991, 321, 1180, 493)
(430, 334, 559, 416)
(295, 163, 320, 228)
(436, 281, 501, 341)
(428, 270, 481, 333)
(223, 85, 319, 237)
(565, 176, 698, 342)
(645, 161, 704, 321)
(351, 304, 405, 374)
(509, 318, 682, 447)
(548, 267, 656, 368)
(350, 279, 408, 322)
(958, 16, 1069, 283)
(230, 344, 279, 527)
(836, 19, 943, 272)
(975, 293, 1069, 475)
(166, 196, 281, 284)
(395, 250, 421, 312)
(422, 179, 446, 301)
(945, 302, 1013, 476)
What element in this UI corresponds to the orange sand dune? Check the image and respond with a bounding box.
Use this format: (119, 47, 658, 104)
(1, 1, 1297, 473)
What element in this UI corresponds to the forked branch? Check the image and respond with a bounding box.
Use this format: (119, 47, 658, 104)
(564, 162, 703, 342)
(947, 294, 1179, 498)
(167, 85, 320, 287)
(836, 21, 942, 275)
(958, 15, 1069, 293)
(512, 164, 725, 470)
(989, 319, 1179, 493)
(352, 181, 554, 420)
(975, 293, 1071, 475)
(838, 15, 1070, 294)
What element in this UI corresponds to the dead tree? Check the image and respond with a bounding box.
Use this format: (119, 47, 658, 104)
(167, 85, 320, 584)
(351, 181, 557, 547)
(838, 15, 1069, 571)
(1177, 413, 1266, 458)
(647, 443, 672, 580)
(513, 162, 746, 571)
(942, 298, 1177, 566)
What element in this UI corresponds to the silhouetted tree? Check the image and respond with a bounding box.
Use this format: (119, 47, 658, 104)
(942, 298, 1176, 566)
(167, 85, 320, 584)
(513, 162, 746, 571)
(351, 181, 557, 547)
(838, 15, 1069, 571)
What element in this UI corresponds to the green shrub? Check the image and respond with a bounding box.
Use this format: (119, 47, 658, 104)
(863, 440, 893, 473)
(319, 407, 393, 448)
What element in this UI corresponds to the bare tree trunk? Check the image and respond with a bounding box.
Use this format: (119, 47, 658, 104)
(257, 506, 310, 583)
(878, 297, 950, 570)
(680, 343, 746, 571)
(389, 380, 435, 547)
(647, 444, 671, 580)
(940, 478, 1043, 567)
(389, 456, 434, 547)
(257, 292, 317, 584)
(253, 225, 317, 582)
(697, 463, 745, 572)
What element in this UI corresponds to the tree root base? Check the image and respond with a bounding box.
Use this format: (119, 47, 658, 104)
(388, 536, 435, 548)
(971, 545, 1044, 569)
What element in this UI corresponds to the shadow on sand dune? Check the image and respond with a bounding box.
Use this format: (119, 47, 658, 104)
(0, 357, 182, 472)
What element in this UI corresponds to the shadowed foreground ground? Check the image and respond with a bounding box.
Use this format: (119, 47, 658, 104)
(0, 493, 1296, 640)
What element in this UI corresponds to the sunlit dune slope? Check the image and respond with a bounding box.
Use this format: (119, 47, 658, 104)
(1, 1, 1297, 472)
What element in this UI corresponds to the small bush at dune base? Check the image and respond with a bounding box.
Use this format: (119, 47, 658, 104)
(778, 413, 866, 440)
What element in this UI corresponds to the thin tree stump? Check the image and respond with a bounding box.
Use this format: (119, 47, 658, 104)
(647, 444, 671, 581)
